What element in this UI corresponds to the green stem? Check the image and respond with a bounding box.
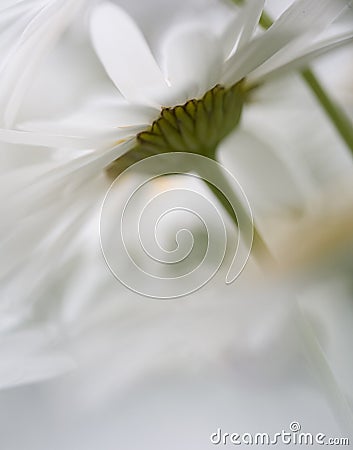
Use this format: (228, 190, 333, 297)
(301, 69, 353, 156)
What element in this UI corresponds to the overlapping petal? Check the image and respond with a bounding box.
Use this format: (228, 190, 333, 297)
(221, 0, 265, 58)
(248, 28, 353, 83)
(222, 0, 352, 84)
(161, 26, 223, 103)
(0, 0, 85, 127)
(90, 2, 169, 106)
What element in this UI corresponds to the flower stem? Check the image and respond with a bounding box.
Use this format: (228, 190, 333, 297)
(301, 69, 353, 156)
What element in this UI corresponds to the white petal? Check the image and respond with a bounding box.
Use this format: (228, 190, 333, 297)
(222, 0, 265, 59)
(0, 128, 115, 150)
(14, 97, 156, 145)
(0, 179, 96, 280)
(219, 129, 306, 213)
(45, 138, 137, 180)
(0, 141, 134, 292)
(90, 2, 168, 106)
(1, 139, 136, 204)
(0, 0, 85, 127)
(0, 124, 143, 150)
(237, 0, 265, 49)
(76, 97, 159, 127)
(248, 29, 353, 83)
(222, 0, 350, 84)
(0, 0, 41, 12)
(0, 140, 135, 277)
(271, 0, 351, 31)
(0, 2, 36, 54)
(27, 98, 157, 130)
(162, 25, 223, 103)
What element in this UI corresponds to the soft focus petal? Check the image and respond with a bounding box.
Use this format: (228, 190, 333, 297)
(0, 118, 143, 150)
(18, 98, 158, 133)
(0, 127, 136, 150)
(219, 128, 306, 214)
(221, 0, 265, 58)
(90, 2, 168, 106)
(248, 29, 353, 83)
(0, 138, 135, 320)
(241, 75, 353, 199)
(161, 26, 223, 103)
(222, 0, 351, 84)
(0, 0, 84, 127)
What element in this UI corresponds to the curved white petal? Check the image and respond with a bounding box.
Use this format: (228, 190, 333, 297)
(0, 140, 136, 279)
(0, 0, 41, 12)
(0, 128, 125, 150)
(219, 128, 306, 213)
(90, 2, 168, 106)
(1, 139, 136, 204)
(0, 175, 101, 281)
(222, 0, 265, 59)
(239, 74, 353, 196)
(14, 97, 157, 142)
(162, 25, 223, 103)
(248, 29, 353, 83)
(0, 122, 143, 150)
(222, 0, 351, 85)
(0, 140, 135, 293)
(76, 97, 159, 128)
(269, 0, 351, 32)
(0, 0, 85, 127)
(0, 2, 37, 55)
(237, 0, 265, 49)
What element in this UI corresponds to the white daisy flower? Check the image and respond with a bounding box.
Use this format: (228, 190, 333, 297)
(0, 0, 352, 280)
(0, 0, 353, 393)
(1, 0, 353, 166)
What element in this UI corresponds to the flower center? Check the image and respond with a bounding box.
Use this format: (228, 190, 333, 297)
(107, 81, 247, 178)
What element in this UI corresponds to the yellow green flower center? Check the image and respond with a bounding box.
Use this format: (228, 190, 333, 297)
(108, 80, 247, 178)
